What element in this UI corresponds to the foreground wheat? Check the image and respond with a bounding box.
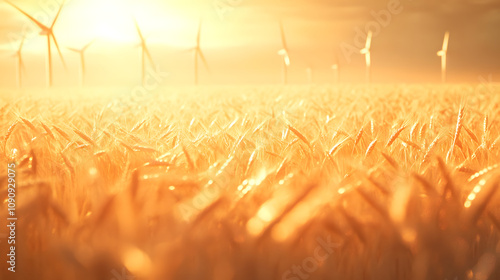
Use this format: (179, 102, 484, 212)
(1, 84, 500, 280)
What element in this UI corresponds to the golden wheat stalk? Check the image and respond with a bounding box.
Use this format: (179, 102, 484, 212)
(381, 152, 399, 170)
(288, 124, 312, 151)
(386, 124, 407, 147)
(422, 133, 443, 165)
(131, 118, 147, 132)
(4, 121, 18, 153)
(20, 117, 39, 133)
(436, 157, 457, 200)
(245, 150, 257, 177)
(462, 125, 478, 144)
(40, 121, 55, 139)
(409, 121, 419, 141)
(419, 123, 427, 143)
(354, 126, 364, 147)
(401, 139, 421, 151)
(52, 125, 72, 142)
(60, 152, 75, 177)
(132, 145, 157, 153)
(329, 137, 350, 156)
(365, 139, 378, 158)
(446, 106, 464, 162)
(482, 114, 489, 147)
(182, 145, 196, 170)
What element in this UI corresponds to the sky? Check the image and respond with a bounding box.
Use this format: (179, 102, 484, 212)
(0, 0, 499, 87)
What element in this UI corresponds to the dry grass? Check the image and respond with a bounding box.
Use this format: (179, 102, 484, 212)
(1, 84, 500, 280)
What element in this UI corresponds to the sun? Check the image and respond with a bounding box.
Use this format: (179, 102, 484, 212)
(64, 0, 137, 42)
(60, 0, 196, 46)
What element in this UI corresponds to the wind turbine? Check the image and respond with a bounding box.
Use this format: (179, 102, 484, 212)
(191, 19, 209, 85)
(331, 65, 339, 84)
(278, 21, 290, 85)
(67, 40, 95, 87)
(437, 31, 450, 83)
(13, 37, 26, 88)
(134, 19, 154, 86)
(5, 0, 66, 87)
(331, 54, 339, 84)
(306, 67, 312, 84)
(360, 30, 372, 83)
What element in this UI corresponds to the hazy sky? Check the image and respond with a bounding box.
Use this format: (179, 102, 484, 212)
(0, 0, 499, 87)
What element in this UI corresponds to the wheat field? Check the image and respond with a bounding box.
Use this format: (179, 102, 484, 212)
(1, 84, 500, 280)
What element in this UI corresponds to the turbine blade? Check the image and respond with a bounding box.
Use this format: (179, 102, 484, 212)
(278, 49, 290, 66)
(365, 31, 372, 49)
(443, 31, 449, 51)
(51, 33, 67, 70)
(83, 39, 96, 51)
(134, 19, 146, 43)
(50, 0, 66, 29)
(66, 47, 80, 53)
(279, 20, 288, 50)
(134, 19, 154, 66)
(5, 0, 49, 31)
(197, 49, 210, 73)
(197, 19, 202, 46)
(284, 54, 290, 66)
(366, 52, 371, 67)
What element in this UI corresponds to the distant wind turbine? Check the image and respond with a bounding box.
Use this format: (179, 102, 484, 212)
(360, 31, 372, 83)
(13, 37, 26, 88)
(437, 31, 450, 83)
(278, 21, 290, 85)
(331, 65, 339, 84)
(5, 0, 66, 87)
(191, 19, 210, 85)
(331, 54, 339, 84)
(306, 67, 312, 84)
(67, 40, 95, 87)
(134, 19, 154, 86)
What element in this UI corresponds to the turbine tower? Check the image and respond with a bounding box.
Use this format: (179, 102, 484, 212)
(278, 21, 290, 85)
(67, 40, 95, 87)
(134, 19, 154, 86)
(5, 0, 67, 87)
(192, 19, 209, 85)
(13, 37, 26, 88)
(437, 31, 450, 83)
(360, 31, 372, 83)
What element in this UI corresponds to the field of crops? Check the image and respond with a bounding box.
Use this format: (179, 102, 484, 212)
(1, 84, 500, 280)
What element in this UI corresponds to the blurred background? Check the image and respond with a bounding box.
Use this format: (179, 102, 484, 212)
(0, 0, 499, 87)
